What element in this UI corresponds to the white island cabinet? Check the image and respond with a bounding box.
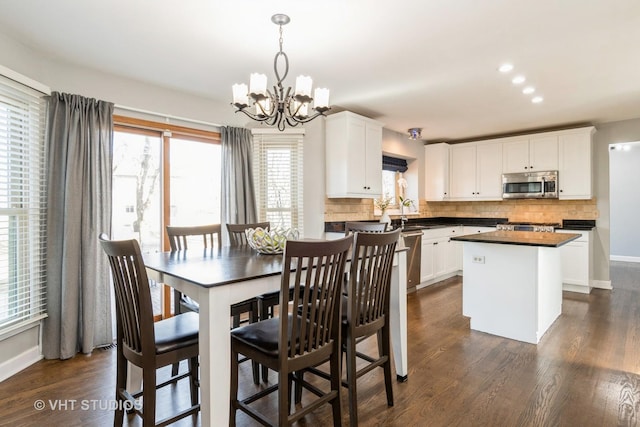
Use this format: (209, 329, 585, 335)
(325, 111, 383, 198)
(452, 231, 580, 344)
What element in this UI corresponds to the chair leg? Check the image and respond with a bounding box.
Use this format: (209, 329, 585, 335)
(330, 343, 343, 427)
(230, 345, 239, 427)
(381, 325, 394, 407)
(345, 332, 358, 427)
(114, 349, 127, 426)
(188, 356, 199, 407)
(278, 370, 290, 426)
(294, 370, 303, 404)
(171, 361, 180, 377)
(261, 365, 269, 383)
(142, 364, 156, 426)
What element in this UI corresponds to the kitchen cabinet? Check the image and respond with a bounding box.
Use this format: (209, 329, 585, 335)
(325, 111, 383, 198)
(558, 128, 594, 200)
(424, 143, 450, 201)
(449, 142, 502, 200)
(420, 226, 463, 286)
(502, 135, 558, 173)
(557, 229, 592, 293)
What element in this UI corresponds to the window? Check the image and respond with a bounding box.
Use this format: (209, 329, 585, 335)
(0, 71, 48, 334)
(112, 116, 221, 318)
(382, 156, 408, 206)
(252, 130, 304, 234)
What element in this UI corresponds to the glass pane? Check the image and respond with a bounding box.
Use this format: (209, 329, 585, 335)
(112, 131, 162, 255)
(169, 138, 221, 230)
(382, 170, 397, 201)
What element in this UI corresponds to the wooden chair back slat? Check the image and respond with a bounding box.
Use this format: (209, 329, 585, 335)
(345, 221, 387, 235)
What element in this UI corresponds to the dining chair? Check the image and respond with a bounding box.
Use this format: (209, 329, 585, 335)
(226, 221, 271, 247)
(166, 224, 260, 384)
(344, 221, 387, 235)
(99, 234, 200, 427)
(230, 236, 353, 427)
(166, 224, 223, 315)
(297, 228, 401, 427)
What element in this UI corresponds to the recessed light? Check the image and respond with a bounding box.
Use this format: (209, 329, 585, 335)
(512, 75, 526, 85)
(531, 96, 544, 103)
(522, 86, 535, 94)
(499, 63, 513, 73)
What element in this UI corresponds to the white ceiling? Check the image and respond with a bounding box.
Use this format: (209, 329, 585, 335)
(1, 0, 639, 141)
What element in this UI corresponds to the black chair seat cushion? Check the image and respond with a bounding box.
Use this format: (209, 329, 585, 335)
(180, 295, 256, 316)
(231, 314, 308, 357)
(154, 311, 199, 354)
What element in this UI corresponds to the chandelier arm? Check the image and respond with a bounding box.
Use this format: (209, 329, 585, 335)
(235, 108, 271, 123)
(274, 51, 289, 88)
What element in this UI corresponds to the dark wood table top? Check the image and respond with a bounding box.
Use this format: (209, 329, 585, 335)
(144, 246, 285, 288)
(450, 230, 581, 247)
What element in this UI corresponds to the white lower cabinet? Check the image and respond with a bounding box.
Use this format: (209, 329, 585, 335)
(557, 230, 592, 293)
(419, 227, 463, 288)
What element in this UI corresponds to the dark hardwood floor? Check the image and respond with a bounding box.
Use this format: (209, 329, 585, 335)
(2, 261, 639, 426)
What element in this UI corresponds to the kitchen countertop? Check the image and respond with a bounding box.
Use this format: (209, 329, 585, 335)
(451, 230, 581, 247)
(324, 218, 596, 232)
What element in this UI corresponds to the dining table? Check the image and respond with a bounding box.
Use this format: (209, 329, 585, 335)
(144, 242, 408, 426)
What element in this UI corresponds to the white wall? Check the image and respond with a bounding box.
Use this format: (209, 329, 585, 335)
(609, 141, 640, 260)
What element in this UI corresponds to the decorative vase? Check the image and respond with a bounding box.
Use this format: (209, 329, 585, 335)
(380, 211, 391, 226)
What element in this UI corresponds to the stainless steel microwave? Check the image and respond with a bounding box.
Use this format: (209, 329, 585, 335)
(502, 170, 558, 199)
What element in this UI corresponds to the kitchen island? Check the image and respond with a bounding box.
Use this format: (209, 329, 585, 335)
(451, 231, 580, 344)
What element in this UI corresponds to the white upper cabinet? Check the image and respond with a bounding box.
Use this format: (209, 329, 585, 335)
(449, 142, 502, 200)
(558, 128, 594, 199)
(325, 111, 383, 198)
(502, 135, 558, 173)
(424, 143, 450, 201)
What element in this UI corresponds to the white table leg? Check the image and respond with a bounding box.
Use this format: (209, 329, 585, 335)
(198, 285, 232, 427)
(390, 250, 408, 381)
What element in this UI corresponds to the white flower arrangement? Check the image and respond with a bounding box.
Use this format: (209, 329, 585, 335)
(374, 195, 393, 212)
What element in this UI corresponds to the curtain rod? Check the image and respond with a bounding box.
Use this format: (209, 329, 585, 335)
(115, 104, 222, 128)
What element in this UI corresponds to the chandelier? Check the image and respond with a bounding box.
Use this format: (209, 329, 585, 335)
(231, 14, 330, 131)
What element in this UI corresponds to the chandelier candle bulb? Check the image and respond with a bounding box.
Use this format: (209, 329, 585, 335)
(232, 83, 249, 107)
(314, 88, 330, 109)
(249, 73, 267, 97)
(295, 75, 313, 98)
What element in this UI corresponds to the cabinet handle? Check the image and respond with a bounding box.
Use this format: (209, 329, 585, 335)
(434, 242, 438, 245)
(530, 165, 533, 169)
(524, 166, 528, 169)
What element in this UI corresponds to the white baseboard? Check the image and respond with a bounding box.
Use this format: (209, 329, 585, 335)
(0, 346, 42, 383)
(563, 283, 590, 294)
(610, 255, 640, 263)
(592, 280, 613, 290)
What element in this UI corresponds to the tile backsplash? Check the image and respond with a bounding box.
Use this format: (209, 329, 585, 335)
(325, 198, 598, 223)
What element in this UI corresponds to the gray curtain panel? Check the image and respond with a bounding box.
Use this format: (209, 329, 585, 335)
(221, 126, 258, 243)
(43, 92, 114, 360)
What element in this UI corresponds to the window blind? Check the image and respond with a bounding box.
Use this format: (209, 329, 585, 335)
(252, 130, 304, 236)
(0, 72, 48, 336)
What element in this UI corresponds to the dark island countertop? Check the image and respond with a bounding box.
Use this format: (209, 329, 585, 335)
(450, 230, 581, 248)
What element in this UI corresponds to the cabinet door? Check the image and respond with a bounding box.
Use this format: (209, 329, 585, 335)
(560, 242, 589, 286)
(364, 123, 382, 195)
(529, 135, 558, 171)
(433, 239, 447, 277)
(475, 143, 503, 199)
(424, 143, 450, 201)
(345, 118, 367, 195)
(502, 138, 529, 173)
(559, 132, 592, 199)
(449, 145, 477, 199)
(420, 239, 435, 283)
(444, 238, 462, 273)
